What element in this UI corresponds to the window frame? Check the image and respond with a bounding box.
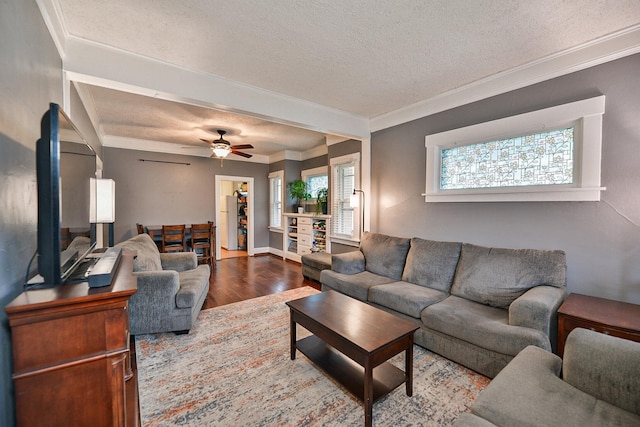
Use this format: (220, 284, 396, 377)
(330, 153, 360, 243)
(268, 170, 284, 231)
(425, 96, 606, 202)
(301, 166, 328, 200)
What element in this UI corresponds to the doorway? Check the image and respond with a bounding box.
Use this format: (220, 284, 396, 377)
(215, 175, 254, 260)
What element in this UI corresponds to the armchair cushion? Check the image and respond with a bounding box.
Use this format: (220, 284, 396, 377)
(176, 266, 210, 308)
(451, 244, 566, 309)
(116, 233, 162, 272)
(160, 252, 197, 272)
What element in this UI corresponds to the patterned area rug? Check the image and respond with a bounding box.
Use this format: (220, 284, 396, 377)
(136, 287, 490, 426)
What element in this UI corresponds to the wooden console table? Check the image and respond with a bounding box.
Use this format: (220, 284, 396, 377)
(557, 293, 640, 357)
(5, 250, 139, 427)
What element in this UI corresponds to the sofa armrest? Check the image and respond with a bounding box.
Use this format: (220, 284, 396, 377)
(131, 270, 180, 308)
(509, 285, 565, 351)
(160, 252, 197, 272)
(563, 328, 640, 416)
(331, 251, 365, 274)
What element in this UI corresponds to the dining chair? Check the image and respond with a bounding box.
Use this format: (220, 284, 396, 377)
(161, 224, 186, 253)
(190, 223, 213, 265)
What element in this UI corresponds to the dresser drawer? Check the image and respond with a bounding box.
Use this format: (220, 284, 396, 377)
(560, 315, 640, 342)
(298, 217, 311, 225)
(298, 224, 312, 234)
(298, 235, 312, 246)
(298, 244, 312, 255)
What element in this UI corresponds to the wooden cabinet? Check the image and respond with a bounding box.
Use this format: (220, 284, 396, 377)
(557, 293, 640, 357)
(5, 251, 139, 427)
(283, 214, 331, 262)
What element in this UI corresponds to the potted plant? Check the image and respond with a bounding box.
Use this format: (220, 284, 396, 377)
(287, 179, 311, 212)
(315, 187, 328, 215)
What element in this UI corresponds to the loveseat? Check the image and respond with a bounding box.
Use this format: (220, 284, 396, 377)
(320, 232, 567, 378)
(456, 328, 640, 426)
(116, 233, 210, 335)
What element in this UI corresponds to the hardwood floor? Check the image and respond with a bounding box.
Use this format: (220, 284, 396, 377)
(202, 254, 321, 309)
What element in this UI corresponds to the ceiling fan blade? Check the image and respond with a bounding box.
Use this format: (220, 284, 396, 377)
(231, 150, 252, 158)
(230, 144, 254, 150)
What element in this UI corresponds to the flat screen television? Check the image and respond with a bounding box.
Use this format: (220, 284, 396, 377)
(35, 103, 97, 286)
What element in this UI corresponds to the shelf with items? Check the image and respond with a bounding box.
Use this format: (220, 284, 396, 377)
(283, 213, 331, 262)
(236, 188, 248, 250)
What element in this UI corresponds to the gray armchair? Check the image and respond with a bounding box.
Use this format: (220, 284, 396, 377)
(116, 233, 210, 335)
(456, 328, 640, 426)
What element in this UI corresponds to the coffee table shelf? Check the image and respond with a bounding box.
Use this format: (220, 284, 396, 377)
(297, 335, 407, 403)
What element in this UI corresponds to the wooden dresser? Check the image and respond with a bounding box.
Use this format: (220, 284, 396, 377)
(5, 250, 139, 427)
(557, 293, 640, 357)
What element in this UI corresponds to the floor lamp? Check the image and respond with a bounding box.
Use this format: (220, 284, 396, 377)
(350, 189, 365, 237)
(91, 178, 116, 247)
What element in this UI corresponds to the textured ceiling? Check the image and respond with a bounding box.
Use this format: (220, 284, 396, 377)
(51, 0, 640, 158)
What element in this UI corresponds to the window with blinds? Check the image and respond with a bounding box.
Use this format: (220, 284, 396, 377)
(330, 153, 360, 241)
(269, 171, 283, 229)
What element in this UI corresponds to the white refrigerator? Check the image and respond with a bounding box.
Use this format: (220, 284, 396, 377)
(221, 195, 238, 250)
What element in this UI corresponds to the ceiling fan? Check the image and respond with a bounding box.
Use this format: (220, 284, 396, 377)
(200, 130, 253, 160)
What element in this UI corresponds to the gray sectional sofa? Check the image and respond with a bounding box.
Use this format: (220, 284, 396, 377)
(456, 328, 640, 426)
(116, 233, 210, 335)
(320, 232, 567, 378)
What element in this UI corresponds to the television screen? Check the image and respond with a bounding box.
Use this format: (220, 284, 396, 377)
(34, 103, 97, 287)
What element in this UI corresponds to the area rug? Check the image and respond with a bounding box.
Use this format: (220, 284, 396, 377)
(135, 287, 490, 426)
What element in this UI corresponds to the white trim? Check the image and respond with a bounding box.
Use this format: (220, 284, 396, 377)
(372, 25, 640, 132)
(268, 170, 284, 229)
(425, 96, 606, 202)
(62, 38, 370, 140)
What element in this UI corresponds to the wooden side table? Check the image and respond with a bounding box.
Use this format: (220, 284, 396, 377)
(557, 293, 640, 357)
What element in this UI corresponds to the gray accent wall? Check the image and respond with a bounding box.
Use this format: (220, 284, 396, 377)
(370, 54, 640, 304)
(103, 147, 270, 248)
(0, 1, 63, 425)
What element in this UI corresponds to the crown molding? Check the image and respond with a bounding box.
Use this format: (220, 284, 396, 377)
(370, 25, 640, 132)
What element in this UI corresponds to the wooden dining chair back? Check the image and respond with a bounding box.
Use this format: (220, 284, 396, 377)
(190, 223, 213, 265)
(161, 224, 186, 253)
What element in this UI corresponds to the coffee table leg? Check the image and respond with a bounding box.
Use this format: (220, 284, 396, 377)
(406, 337, 414, 396)
(290, 313, 296, 360)
(364, 359, 373, 427)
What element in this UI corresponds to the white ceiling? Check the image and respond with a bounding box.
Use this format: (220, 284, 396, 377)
(42, 0, 640, 161)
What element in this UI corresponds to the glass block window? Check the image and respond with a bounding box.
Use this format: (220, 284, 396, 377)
(425, 96, 604, 202)
(441, 128, 574, 190)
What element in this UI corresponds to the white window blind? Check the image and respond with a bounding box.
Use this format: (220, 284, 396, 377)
(330, 153, 360, 240)
(268, 171, 283, 229)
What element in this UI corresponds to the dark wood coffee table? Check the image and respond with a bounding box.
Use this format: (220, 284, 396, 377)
(286, 290, 419, 427)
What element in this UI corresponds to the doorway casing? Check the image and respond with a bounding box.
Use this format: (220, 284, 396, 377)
(215, 175, 254, 260)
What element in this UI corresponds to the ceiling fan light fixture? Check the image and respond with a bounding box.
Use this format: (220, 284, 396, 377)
(212, 143, 231, 158)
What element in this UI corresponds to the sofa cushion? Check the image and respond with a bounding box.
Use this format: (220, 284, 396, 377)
(320, 270, 395, 301)
(360, 232, 411, 280)
(368, 281, 448, 318)
(116, 233, 162, 272)
(175, 265, 210, 308)
(422, 296, 550, 355)
(450, 243, 566, 309)
(402, 238, 462, 293)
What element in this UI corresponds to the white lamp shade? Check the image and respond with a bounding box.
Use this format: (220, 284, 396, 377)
(350, 192, 360, 207)
(90, 178, 115, 223)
